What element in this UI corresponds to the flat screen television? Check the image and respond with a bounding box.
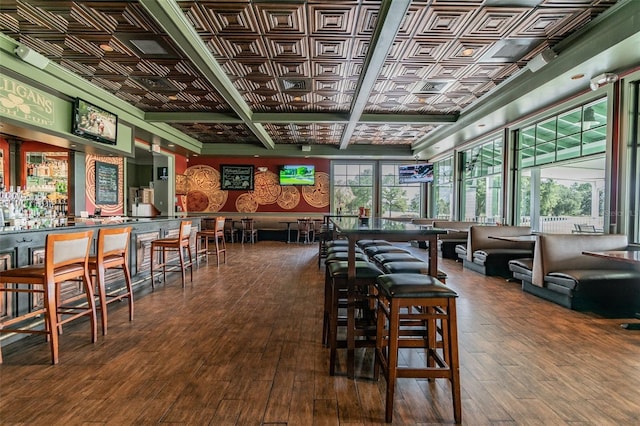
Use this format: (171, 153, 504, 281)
(72, 98, 118, 145)
(398, 163, 434, 184)
(279, 165, 315, 186)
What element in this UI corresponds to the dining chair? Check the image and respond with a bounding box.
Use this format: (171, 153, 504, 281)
(240, 218, 258, 244)
(296, 218, 313, 244)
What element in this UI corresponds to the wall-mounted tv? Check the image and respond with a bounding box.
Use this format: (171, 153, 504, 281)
(279, 165, 315, 186)
(398, 163, 434, 184)
(72, 98, 118, 145)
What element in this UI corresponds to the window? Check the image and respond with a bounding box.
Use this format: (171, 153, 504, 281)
(380, 162, 423, 218)
(332, 162, 374, 215)
(461, 137, 503, 223)
(516, 98, 608, 233)
(432, 156, 454, 219)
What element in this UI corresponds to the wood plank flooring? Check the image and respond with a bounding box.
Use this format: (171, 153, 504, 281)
(1, 241, 639, 425)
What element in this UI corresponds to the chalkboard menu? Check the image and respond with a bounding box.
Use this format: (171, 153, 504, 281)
(95, 161, 118, 205)
(221, 165, 254, 190)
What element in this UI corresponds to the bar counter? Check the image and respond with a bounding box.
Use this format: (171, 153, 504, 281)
(0, 216, 201, 345)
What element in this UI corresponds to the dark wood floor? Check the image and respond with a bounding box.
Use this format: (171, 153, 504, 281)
(1, 241, 639, 425)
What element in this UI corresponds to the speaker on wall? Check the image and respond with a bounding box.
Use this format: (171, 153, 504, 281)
(14, 45, 50, 70)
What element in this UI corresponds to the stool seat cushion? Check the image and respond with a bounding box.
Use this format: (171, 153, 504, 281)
(325, 252, 368, 263)
(376, 273, 457, 298)
(0, 263, 86, 280)
(381, 262, 448, 281)
(364, 246, 410, 256)
(328, 261, 383, 279)
(372, 253, 419, 264)
(326, 240, 349, 247)
(357, 239, 392, 248)
(326, 246, 364, 255)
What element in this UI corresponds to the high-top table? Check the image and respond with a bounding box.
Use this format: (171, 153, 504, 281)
(331, 217, 447, 279)
(331, 217, 448, 378)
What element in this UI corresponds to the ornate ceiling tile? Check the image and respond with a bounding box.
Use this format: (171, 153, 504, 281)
(255, 3, 306, 34)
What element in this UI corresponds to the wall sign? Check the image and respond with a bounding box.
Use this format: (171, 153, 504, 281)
(95, 161, 118, 205)
(221, 165, 254, 190)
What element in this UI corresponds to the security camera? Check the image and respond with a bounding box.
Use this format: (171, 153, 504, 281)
(590, 73, 618, 91)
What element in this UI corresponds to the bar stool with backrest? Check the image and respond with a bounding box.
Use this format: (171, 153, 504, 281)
(150, 220, 194, 288)
(240, 218, 258, 244)
(196, 216, 227, 266)
(87, 226, 133, 335)
(374, 273, 461, 423)
(0, 230, 97, 364)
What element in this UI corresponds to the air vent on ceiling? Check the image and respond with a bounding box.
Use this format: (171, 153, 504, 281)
(279, 78, 311, 91)
(414, 80, 453, 94)
(114, 33, 179, 59)
(131, 76, 177, 92)
(479, 38, 538, 63)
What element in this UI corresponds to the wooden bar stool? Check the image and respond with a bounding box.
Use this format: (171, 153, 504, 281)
(87, 227, 133, 335)
(374, 273, 461, 423)
(326, 260, 382, 378)
(0, 230, 97, 364)
(196, 216, 227, 266)
(150, 220, 194, 288)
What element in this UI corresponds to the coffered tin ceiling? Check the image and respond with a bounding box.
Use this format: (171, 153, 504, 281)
(0, 0, 626, 157)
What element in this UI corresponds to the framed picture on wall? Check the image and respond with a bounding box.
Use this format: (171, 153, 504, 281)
(95, 161, 118, 205)
(220, 165, 254, 190)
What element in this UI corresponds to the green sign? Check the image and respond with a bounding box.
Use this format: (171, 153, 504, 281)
(0, 74, 55, 126)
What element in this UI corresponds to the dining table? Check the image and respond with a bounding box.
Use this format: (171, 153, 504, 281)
(582, 249, 640, 330)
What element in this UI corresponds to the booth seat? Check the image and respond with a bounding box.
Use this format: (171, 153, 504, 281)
(457, 225, 534, 277)
(433, 221, 476, 259)
(198, 214, 326, 241)
(522, 234, 640, 313)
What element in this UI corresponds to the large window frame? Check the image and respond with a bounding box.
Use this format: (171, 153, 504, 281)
(330, 160, 426, 218)
(460, 136, 503, 223)
(515, 98, 608, 233)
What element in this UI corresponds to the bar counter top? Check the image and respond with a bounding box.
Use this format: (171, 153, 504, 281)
(0, 215, 191, 235)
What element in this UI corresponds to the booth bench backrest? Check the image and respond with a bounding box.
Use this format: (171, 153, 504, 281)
(466, 225, 532, 261)
(531, 233, 630, 287)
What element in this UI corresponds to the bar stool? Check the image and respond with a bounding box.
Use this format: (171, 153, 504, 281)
(87, 226, 133, 335)
(196, 216, 227, 266)
(150, 220, 194, 288)
(326, 260, 383, 378)
(374, 273, 461, 423)
(322, 252, 368, 346)
(0, 230, 97, 364)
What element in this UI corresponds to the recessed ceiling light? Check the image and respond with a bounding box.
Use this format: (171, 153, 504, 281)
(293, 96, 302, 101)
(461, 47, 475, 56)
(168, 95, 178, 101)
(192, 154, 198, 157)
(254, 155, 260, 158)
(100, 44, 113, 52)
(70, 144, 76, 148)
(168, 143, 175, 147)
(571, 73, 585, 80)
